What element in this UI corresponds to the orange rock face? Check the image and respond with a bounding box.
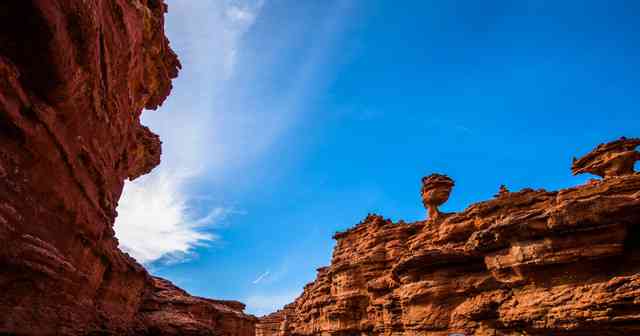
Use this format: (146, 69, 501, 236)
(0, 0, 255, 335)
(257, 138, 640, 336)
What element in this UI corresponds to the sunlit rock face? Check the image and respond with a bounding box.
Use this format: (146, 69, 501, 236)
(572, 137, 640, 178)
(0, 0, 255, 334)
(421, 173, 455, 221)
(258, 138, 640, 336)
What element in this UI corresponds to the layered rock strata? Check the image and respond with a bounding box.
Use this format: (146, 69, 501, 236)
(258, 137, 640, 336)
(0, 0, 255, 334)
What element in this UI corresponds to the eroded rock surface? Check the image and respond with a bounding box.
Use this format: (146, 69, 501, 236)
(258, 138, 640, 336)
(572, 137, 640, 178)
(421, 174, 454, 220)
(0, 1, 255, 334)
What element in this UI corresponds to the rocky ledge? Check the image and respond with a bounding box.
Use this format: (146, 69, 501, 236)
(0, 1, 255, 335)
(257, 137, 640, 336)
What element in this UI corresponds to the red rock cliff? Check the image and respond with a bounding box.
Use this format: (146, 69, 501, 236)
(257, 137, 640, 336)
(0, 0, 255, 334)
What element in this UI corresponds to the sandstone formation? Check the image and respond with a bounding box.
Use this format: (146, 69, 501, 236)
(572, 137, 640, 178)
(256, 305, 296, 336)
(257, 137, 640, 336)
(0, 0, 255, 334)
(421, 174, 455, 220)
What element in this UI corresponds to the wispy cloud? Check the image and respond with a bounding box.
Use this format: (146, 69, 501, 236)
(114, 170, 242, 264)
(115, 0, 353, 279)
(222, 1, 264, 78)
(252, 270, 271, 284)
(114, 0, 264, 264)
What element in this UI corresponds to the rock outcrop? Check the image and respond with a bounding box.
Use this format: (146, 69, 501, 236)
(0, 0, 255, 334)
(257, 137, 640, 336)
(256, 305, 296, 336)
(421, 174, 455, 220)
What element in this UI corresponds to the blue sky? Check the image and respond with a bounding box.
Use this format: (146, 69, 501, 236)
(114, 0, 640, 315)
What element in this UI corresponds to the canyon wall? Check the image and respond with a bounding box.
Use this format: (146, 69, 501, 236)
(257, 137, 640, 336)
(0, 0, 255, 335)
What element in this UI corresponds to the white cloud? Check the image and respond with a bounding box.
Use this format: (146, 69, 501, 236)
(245, 290, 301, 316)
(115, 170, 232, 264)
(252, 270, 271, 284)
(114, 0, 264, 264)
(223, 1, 263, 78)
(115, 0, 353, 273)
(226, 6, 257, 24)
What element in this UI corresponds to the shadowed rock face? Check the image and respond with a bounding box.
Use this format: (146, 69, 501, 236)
(257, 138, 640, 336)
(0, 0, 255, 335)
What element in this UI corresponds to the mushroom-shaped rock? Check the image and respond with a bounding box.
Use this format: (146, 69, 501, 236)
(421, 173, 455, 220)
(572, 137, 640, 178)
